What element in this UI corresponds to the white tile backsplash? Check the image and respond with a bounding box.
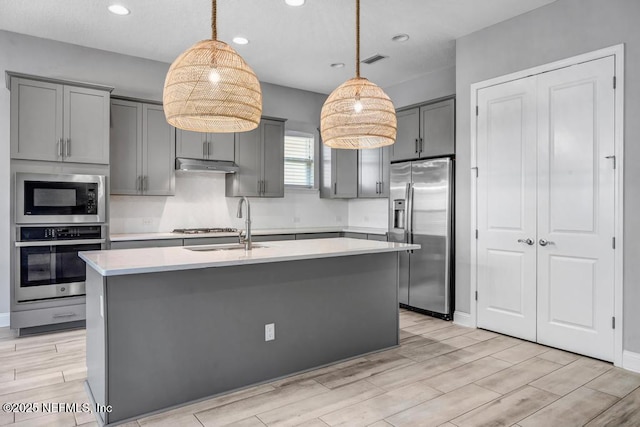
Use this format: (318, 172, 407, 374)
(109, 172, 351, 233)
(348, 198, 389, 229)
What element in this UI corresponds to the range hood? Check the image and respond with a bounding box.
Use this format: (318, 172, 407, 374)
(175, 158, 239, 173)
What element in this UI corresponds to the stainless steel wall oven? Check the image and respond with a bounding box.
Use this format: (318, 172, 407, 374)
(15, 225, 105, 302)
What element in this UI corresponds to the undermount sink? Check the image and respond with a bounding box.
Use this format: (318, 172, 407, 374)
(184, 243, 268, 252)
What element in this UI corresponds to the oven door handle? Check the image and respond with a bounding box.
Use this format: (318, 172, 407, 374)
(15, 239, 106, 247)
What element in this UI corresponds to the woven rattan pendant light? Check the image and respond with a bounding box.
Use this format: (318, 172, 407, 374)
(163, 0, 262, 133)
(320, 0, 396, 149)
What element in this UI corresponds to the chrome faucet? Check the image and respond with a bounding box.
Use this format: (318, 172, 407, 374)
(236, 197, 252, 250)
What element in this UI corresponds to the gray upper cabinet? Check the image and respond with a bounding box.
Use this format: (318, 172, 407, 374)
(391, 98, 455, 162)
(110, 99, 175, 196)
(9, 75, 111, 164)
(226, 118, 285, 198)
(358, 147, 389, 198)
(320, 144, 358, 199)
(176, 130, 235, 161)
(421, 98, 455, 157)
(391, 108, 420, 162)
(143, 104, 176, 195)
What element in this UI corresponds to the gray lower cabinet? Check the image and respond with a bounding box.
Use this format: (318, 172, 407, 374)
(391, 98, 455, 162)
(295, 232, 342, 240)
(176, 130, 235, 161)
(253, 234, 295, 242)
(110, 99, 176, 196)
(185, 237, 238, 245)
(9, 74, 111, 164)
(226, 118, 285, 197)
(320, 144, 358, 199)
(358, 147, 389, 198)
(342, 232, 387, 241)
(110, 239, 183, 249)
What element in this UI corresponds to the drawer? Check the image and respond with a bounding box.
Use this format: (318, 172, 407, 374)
(253, 234, 295, 242)
(342, 232, 368, 240)
(11, 303, 86, 329)
(185, 237, 238, 246)
(110, 239, 183, 249)
(367, 234, 388, 241)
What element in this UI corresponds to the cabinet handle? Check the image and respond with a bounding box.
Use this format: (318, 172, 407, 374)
(136, 176, 141, 192)
(207, 142, 211, 158)
(57, 138, 63, 157)
(66, 138, 71, 157)
(334, 182, 337, 195)
(203, 141, 207, 158)
(263, 180, 266, 194)
(415, 138, 419, 153)
(143, 176, 148, 192)
(52, 312, 77, 319)
(419, 138, 423, 153)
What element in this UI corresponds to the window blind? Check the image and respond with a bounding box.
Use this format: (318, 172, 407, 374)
(284, 135, 314, 188)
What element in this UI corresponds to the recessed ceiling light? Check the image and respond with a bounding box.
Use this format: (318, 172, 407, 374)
(392, 34, 410, 42)
(233, 37, 249, 45)
(285, 0, 305, 6)
(108, 4, 130, 16)
(330, 63, 345, 68)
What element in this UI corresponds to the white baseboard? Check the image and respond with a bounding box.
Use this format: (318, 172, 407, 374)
(453, 311, 473, 328)
(0, 312, 9, 328)
(623, 350, 640, 373)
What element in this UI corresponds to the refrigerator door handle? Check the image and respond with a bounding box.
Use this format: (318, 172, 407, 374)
(406, 183, 414, 248)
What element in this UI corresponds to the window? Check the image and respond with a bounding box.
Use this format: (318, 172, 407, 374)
(284, 133, 315, 188)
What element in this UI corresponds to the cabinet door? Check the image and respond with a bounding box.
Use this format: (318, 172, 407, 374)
(391, 108, 420, 162)
(142, 104, 175, 196)
(420, 99, 455, 157)
(10, 78, 63, 161)
(227, 126, 261, 197)
(63, 85, 110, 164)
(334, 149, 357, 198)
(176, 130, 206, 159)
(207, 133, 235, 161)
(379, 146, 390, 197)
(358, 148, 381, 198)
(110, 99, 142, 195)
(261, 120, 285, 197)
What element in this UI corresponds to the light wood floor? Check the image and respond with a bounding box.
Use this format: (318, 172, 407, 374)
(1, 309, 640, 426)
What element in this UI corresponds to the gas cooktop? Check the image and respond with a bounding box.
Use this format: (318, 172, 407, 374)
(172, 227, 238, 234)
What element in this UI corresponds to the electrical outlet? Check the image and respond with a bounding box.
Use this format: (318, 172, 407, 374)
(293, 217, 301, 224)
(142, 218, 152, 225)
(265, 323, 275, 342)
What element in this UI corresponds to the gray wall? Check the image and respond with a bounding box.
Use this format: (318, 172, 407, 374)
(0, 30, 328, 318)
(455, 0, 640, 352)
(384, 65, 456, 109)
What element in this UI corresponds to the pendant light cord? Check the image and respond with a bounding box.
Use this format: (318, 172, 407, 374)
(356, 0, 360, 78)
(212, 0, 217, 40)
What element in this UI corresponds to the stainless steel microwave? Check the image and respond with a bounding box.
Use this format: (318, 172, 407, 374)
(15, 173, 106, 224)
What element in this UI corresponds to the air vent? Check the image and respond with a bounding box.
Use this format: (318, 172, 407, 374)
(362, 54, 388, 65)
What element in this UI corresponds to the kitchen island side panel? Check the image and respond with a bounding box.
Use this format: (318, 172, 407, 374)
(85, 267, 107, 425)
(101, 252, 398, 423)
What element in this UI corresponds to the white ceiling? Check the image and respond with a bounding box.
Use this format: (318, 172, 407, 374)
(0, 0, 557, 94)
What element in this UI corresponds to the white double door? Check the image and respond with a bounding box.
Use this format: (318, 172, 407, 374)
(476, 56, 616, 361)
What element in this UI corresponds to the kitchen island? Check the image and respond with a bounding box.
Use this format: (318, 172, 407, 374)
(80, 238, 419, 425)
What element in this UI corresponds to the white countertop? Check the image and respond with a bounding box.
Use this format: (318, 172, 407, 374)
(80, 237, 418, 277)
(110, 226, 387, 242)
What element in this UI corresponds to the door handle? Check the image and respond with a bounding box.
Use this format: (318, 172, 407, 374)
(539, 239, 554, 246)
(419, 137, 423, 153)
(57, 138, 64, 157)
(66, 138, 71, 157)
(517, 238, 534, 245)
(415, 138, 419, 153)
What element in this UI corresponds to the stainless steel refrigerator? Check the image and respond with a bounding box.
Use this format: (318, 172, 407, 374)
(388, 158, 454, 320)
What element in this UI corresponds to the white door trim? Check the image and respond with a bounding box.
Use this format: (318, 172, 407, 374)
(469, 44, 625, 367)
